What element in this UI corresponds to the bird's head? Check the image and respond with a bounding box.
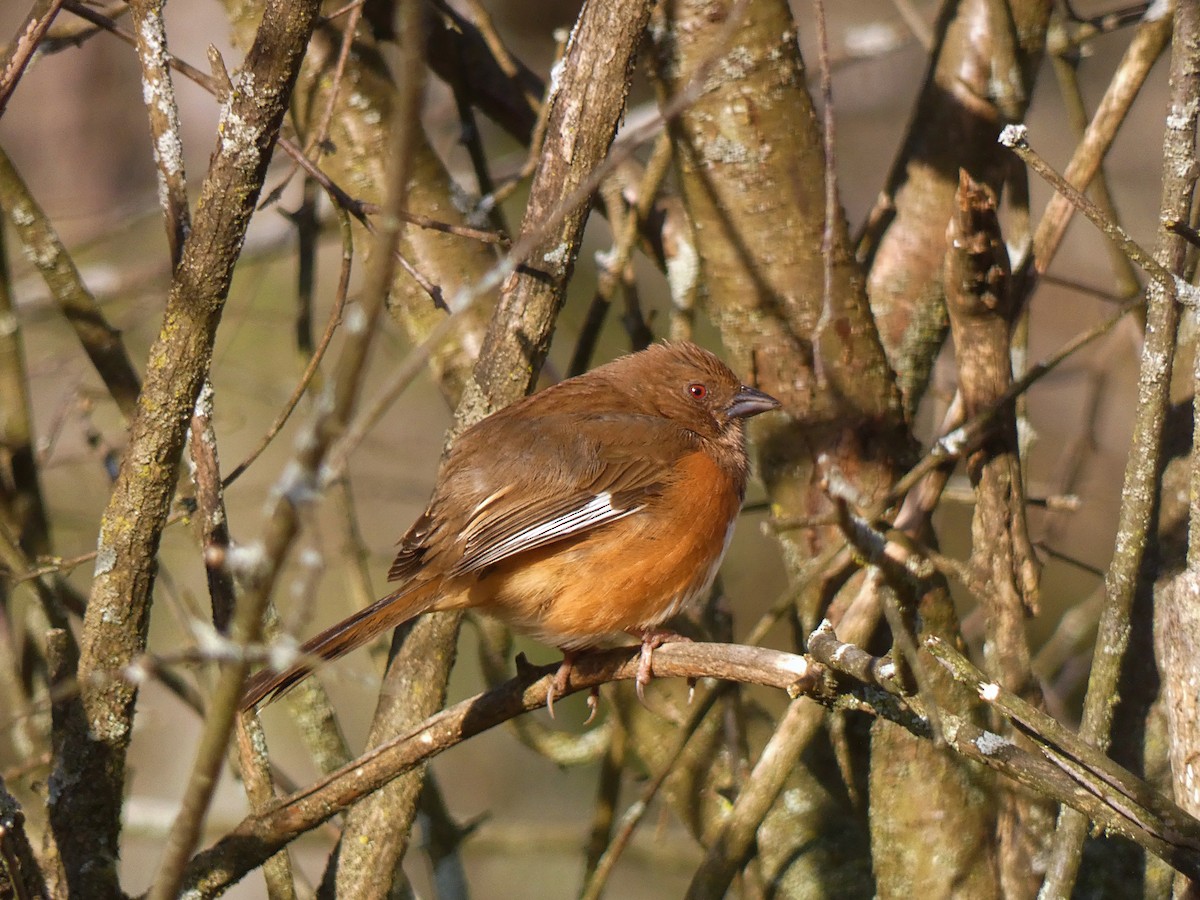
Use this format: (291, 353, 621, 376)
(615, 341, 780, 441)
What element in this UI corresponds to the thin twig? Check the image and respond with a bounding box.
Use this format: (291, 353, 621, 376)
(0, 146, 143, 419)
(811, 0, 837, 388)
(583, 720, 627, 883)
(806, 624, 1200, 882)
(188, 381, 236, 632)
(1002, 126, 1177, 291)
(222, 211, 354, 489)
(928, 637, 1200, 854)
(1027, 9, 1172, 281)
(130, 0, 190, 267)
(0, 0, 66, 115)
(568, 131, 673, 376)
(684, 699, 819, 900)
(260, 1, 362, 209)
(875, 292, 1143, 515)
(578, 682, 729, 900)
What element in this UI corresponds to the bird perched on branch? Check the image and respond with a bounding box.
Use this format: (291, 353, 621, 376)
(241, 341, 779, 714)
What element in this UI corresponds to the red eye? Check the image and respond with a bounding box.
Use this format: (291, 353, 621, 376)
(688, 383, 707, 399)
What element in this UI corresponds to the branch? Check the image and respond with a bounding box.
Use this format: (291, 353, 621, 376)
(1030, 0, 1198, 888)
(454, 0, 657, 425)
(130, 0, 190, 268)
(0, 146, 142, 419)
(180, 642, 822, 898)
(0, 774, 49, 900)
(861, 0, 1052, 412)
(1029, 8, 1173, 282)
(804, 624, 1200, 882)
(48, 2, 323, 894)
(330, 1, 659, 891)
(0, 0, 65, 115)
(944, 171, 1040, 695)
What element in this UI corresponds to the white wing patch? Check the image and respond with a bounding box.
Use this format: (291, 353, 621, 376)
(457, 491, 643, 573)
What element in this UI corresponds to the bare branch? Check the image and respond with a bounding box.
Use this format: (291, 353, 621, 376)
(0, 0, 66, 115)
(182, 642, 823, 898)
(49, 3, 323, 894)
(1041, 0, 1199, 889)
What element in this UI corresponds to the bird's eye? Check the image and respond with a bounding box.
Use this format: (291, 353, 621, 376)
(687, 382, 708, 399)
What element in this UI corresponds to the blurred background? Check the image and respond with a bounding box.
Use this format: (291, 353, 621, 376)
(0, 1, 1165, 896)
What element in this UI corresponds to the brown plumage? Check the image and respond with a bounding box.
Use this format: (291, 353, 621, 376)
(241, 341, 779, 711)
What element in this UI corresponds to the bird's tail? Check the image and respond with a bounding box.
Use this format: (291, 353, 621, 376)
(240, 582, 437, 710)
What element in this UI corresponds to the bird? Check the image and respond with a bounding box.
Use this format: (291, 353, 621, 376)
(240, 340, 780, 714)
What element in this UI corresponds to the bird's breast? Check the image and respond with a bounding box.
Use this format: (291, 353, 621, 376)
(462, 449, 745, 647)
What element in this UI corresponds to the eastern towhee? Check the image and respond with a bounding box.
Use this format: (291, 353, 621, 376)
(241, 341, 779, 713)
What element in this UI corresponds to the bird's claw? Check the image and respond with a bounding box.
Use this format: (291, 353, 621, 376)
(583, 687, 601, 725)
(547, 654, 575, 720)
(634, 630, 690, 709)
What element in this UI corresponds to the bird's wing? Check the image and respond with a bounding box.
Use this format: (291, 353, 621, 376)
(389, 412, 696, 581)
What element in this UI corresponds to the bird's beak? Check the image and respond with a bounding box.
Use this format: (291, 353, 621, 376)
(726, 385, 781, 419)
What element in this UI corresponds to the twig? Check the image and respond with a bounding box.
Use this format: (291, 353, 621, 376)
(234, 714, 298, 900)
(583, 719, 627, 882)
(1047, 30, 1142, 297)
(460, 0, 541, 112)
(0, 146, 142, 419)
(444, 21, 509, 237)
(130, 0, 190, 268)
(0, 773, 50, 900)
(684, 699, 820, 900)
(1002, 126, 1177, 291)
(457, 0, 749, 431)
(0, 0, 66, 115)
(579, 545, 849, 898)
(474, 29, 561, 215)
(259, 1, 362, 209)
(329, 1, 668, 889)
(927, 637, 1200, 856)
(804, 624, 1200, 882)
(62, 0, 499, 281)
(875, 292, 1142, 516)
(325, 0, 733, 476)
(568, 131, 673, 376)
(222, 210, 354, 489)
(289, 178, 319, 356)
(188, 380, 236, 632)
(357, 202, 508, 245)
(578, 682, 728, 900)
(0, 184, 57, 610)
(417, 774, 475, 900)
(1027, 9, 1172, 281)
(1050, 3, 1153, 55)
(943, 171, 1040, 697)
(254, 3, 431, 894)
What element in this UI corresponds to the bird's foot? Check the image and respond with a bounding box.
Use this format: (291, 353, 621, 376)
(547, 651, 602, 722)
(634, 629, 691, 705)
(547, 651, 576, 720)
